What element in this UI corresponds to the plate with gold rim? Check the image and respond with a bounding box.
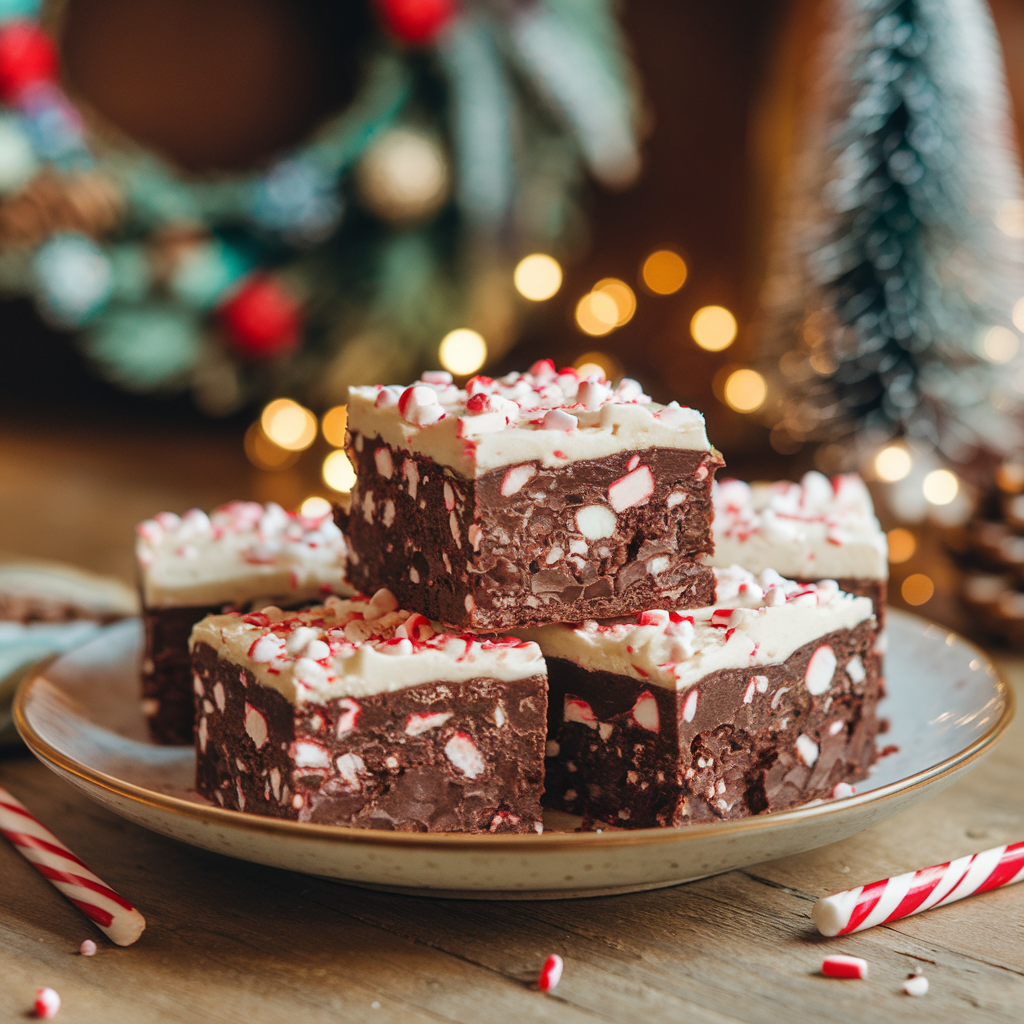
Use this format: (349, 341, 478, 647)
(14, 609, 1013, 899)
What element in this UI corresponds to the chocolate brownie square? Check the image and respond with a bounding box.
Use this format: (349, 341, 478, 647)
(519, 567, 881, 828)
(136, 501, 350, 745)
(190, 590, 547, 833)
(341, 361, 724, 631)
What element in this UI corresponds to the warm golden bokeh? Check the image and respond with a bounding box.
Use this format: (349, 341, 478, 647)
(321, 405, 348, 447)
(592, 278, 636, 327)
(244, 420, 300, 470)
(902, 573, 935, 605)
(299, 495, 332, 517)
(513, 254, 562, 301)
(575, 291, 618, 336)
(874, 445, 912, 482)
(438, 329, 487, 375)
(922, 468, 959, 505)
(722, 368, 766, 412)
(887, 527, 916, 563)
(641, 249, 687, 294)
(260, 398, 317, 451)
(690, 305, 737, 351)
(322, 449, 357, 492)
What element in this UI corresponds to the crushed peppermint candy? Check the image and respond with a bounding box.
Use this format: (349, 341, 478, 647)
(347, 361, 711, 476)
(537, 954, 564, 992)
(821, 955, 869, 980)
(136, 500, 349, 607)
(515, 566, 873, 692)
(79, 940, 97, 956)
(903, 974, 929, 996)
(190, 590, 546, 705)
(34, 988, 61, 1019)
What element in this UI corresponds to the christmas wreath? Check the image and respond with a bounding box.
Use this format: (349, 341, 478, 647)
(0, 0, 640, 413)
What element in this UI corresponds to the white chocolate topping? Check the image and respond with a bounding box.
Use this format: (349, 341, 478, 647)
(346, 361, 711, 477)
(136, 501, 350, 608)
(190, 590, 546, 703)
(517, 566, 873, 691)
(709, 472, 888, 581)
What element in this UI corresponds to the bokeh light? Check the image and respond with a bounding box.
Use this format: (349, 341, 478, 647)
(513, 254, 562, 301)
(641, 250, 687, 295)
(1013, 297, 1024, 333)
(323, 450, 357, 492)
(575, 291, 619, 336)
(244, 421, 300, 471)
(901, 573, 935, 605)
(722, 368, 766, 412)
(573, 351, 621, 381)
(997, 461, 1024, 493)
(261, 399, 317, 451)
(438, 329, 487, 375)
(690, 305, 737, 351)
(299, 496, 332, 518)
(923, 468, 959, 505)
(887, 528, 916, 563)
(981, 326, 1019, 364)
(593, 278, 636, 327)
(321, 405, 348, 447)
(995, 199, 1024, 239)
(874, 445, 912, 482)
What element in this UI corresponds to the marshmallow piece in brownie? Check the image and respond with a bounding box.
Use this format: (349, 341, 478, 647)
(136, 501, 350, 745)
(341, 361, 724, 631)
(709, 472, 888, 619)
(189, 591, 547, 833)
(519, 567, 880, 828)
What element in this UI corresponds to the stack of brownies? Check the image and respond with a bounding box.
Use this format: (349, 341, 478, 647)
(138, 362, 887, 833)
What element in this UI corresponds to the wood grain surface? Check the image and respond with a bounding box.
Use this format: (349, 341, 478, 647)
(1, 419, 1023, 1021)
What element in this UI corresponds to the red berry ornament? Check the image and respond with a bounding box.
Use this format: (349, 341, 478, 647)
(0, 21, 58, 104)
(219, 274, 302, 360)
(375, 0, 456, 45)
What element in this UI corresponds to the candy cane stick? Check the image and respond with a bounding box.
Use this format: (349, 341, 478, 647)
(813, 841, 1024, 936)
(0, 784, 146, 946)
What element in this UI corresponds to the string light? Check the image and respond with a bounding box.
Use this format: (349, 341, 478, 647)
(641, 250, 687, 295)
(323, 450, 357, 492)
(575, 291, 618, 335)
(438, 329, 487, 375)
(722, 368, 766, 412)
(923, 468, 959, 505)
(901, 573, 935, 605)
(593, 278, 636, 327)
(513, 254, 562, 301)
(874, 445, 912, 482)
(243, 421, 300, 471)
(981, 326, 1019, 363)
(887, 528, 916, 563)
(260, 399, 317, 451)
(299, 496, 332, 517)
(321, 405, 348, 447)
(690, 305, 737, 351)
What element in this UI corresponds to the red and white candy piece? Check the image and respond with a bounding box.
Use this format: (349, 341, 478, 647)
(0, 785, 146, 946)
(821, 955, 868, 980)
(903, 974, 929, 996)
(34, 987, 61, 1019)
(537, 954, 563, 992)
(812, 841, 1024, 936)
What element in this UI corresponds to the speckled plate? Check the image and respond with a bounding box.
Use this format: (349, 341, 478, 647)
(14, 610, 1013, 899)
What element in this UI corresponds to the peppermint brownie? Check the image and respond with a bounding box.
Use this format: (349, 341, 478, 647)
(709, 472, 888, 620)
(136, 501, 350, 745)
(189, 590, 547, 832)
(519, 567, 880, 829)
(340, 361, 724, 631)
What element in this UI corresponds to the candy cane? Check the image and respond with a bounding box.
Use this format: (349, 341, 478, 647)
(812, 841, 1024, 936)
(0, 784, 146, 946)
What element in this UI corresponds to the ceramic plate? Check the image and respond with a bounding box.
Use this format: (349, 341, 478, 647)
(14, 610, 1013, 899)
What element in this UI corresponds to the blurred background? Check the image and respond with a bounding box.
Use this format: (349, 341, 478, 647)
(4, 0, 1024, 640)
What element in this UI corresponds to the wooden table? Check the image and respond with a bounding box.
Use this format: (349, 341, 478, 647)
(1, 415, 1023, 1022)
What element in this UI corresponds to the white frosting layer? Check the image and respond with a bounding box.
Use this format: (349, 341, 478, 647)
(709, 473, 888, 581)
(136, 501, 350, 608)
(190, 590, 546, 703)
(517, 566, 874, 691)
(346, 361, 710, 477)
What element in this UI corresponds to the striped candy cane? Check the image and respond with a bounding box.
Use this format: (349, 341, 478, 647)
(0, 784, 146, 946)
(813, 841, 1024, 936)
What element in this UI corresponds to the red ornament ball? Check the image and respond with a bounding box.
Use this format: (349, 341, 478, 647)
(375, 0, 456, 45)
(219, 274, 302, 360)
(0, 21, 58, 104)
